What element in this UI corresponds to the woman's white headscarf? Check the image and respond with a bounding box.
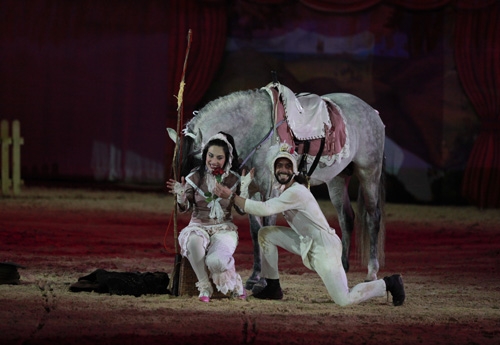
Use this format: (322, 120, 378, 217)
(202, 133, 235, 222)
(202, 132, 234, 174)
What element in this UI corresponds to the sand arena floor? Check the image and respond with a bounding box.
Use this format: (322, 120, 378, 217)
(1, 187, 499, 344)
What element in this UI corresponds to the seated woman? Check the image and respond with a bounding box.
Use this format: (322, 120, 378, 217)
(167, 132, 246, 302)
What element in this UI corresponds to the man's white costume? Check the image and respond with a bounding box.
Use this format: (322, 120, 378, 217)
(244, 147, 388, 306)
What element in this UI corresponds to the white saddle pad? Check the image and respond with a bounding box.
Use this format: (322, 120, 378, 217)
(279, 84, 331, 140)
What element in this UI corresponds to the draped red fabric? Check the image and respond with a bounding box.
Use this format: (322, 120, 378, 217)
(455, 1, 500, 208)
(0, 1, 174, 181)
(388, 0, 451, 10)
(299, 0, 381, 12)
(243, 0, 292, 3)
(297, 0, 498, 12)
(0, 0, 227, 183)
(298, 0, 452, 12)
(165, 0, 228, 178)
(457, 0, 499, 10)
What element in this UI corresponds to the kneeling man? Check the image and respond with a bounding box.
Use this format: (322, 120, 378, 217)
(215, 143, 405, 306)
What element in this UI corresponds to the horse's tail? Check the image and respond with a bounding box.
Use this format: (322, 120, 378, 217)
(356, 157, 386, 269)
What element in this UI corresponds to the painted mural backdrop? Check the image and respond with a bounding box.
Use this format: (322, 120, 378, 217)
(199, 2, 477, 203)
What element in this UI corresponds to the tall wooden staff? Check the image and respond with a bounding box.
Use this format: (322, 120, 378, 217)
(170, 29, 192, 296)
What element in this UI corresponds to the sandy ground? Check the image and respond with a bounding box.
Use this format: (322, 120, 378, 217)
(1, 186, 500, 345)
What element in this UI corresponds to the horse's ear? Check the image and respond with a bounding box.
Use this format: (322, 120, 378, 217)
(166, 128, 178, 143)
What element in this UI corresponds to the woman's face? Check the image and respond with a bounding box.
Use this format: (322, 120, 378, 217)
(205, 145, 226, 172)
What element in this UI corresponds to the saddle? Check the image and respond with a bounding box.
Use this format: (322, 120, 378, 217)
(263, 83, 347, 175)
(279, 85, 330, 140)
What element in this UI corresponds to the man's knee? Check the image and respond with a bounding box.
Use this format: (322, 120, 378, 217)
(334, 297, 351, 307)
(258, 226, 277, 239)
(258, 226, 281, 252)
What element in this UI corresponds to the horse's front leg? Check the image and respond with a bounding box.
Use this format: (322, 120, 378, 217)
(339, 201, 356, 273)
(245, 213, 277, 290)
(245, 214, 262, 289)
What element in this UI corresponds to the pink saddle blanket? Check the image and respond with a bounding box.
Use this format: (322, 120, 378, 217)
(267, 86, 346, 157)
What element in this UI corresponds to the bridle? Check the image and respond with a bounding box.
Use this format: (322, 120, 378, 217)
(183, 119, 285, 172)
(237, 119, 285, 170)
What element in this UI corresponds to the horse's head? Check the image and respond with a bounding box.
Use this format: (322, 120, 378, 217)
(167, 127, 203, 178)
(169, 88, 277, 196)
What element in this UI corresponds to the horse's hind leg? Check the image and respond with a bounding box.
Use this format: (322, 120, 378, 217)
(327, 175, 355, 273)
(357, 168, 384, 282)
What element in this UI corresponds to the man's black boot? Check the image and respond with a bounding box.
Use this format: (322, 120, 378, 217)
(252, 278, 283, 300)
(383, 274, 405, 306)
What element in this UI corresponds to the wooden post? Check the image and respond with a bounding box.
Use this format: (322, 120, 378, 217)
(12, 120, 24, 195)
(1, 119, 11, 195)
(0, 119, 23, 196)
(169, 29, 192, 296)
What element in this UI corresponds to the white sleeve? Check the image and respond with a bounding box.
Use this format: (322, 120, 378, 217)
(244, 187, 301, 217)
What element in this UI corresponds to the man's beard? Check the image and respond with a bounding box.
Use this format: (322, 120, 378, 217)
(275, 172, 294, 185)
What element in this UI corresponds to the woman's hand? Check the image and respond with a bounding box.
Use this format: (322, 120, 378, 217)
(214, 182, 232, 200)
(166, 177, 187, 204)
(166, 177, 185, 194)
(214, 167, 255, 201)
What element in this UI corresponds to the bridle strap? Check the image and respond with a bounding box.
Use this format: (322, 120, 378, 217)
(238, 119, 285, 170)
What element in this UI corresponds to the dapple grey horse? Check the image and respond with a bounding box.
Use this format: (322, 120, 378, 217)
(168, 84, 385, 287)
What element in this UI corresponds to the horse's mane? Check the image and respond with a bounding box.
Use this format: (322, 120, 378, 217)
(181, 88, 274, 175)
(185, 89, 265, 131)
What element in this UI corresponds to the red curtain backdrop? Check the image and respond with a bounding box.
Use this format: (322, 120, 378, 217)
(1, 1, 170, 182)
(299, 0, 452, 12)
(298, 0, 499, 12)
(455, 0, 500, 208)
(0, 0, 227, 183)
(165, 0, 228, 178)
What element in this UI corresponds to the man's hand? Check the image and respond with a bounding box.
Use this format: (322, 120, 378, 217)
(242, 168, 255, 178)
(240, 168, 255, 199)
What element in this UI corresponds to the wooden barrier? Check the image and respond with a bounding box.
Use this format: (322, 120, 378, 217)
(0, 120, 24, 196)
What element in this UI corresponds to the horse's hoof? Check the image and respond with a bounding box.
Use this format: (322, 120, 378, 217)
(245, 274, 261, 290)
(251, 277, 267, 294)
(245, 280, 256, 290)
